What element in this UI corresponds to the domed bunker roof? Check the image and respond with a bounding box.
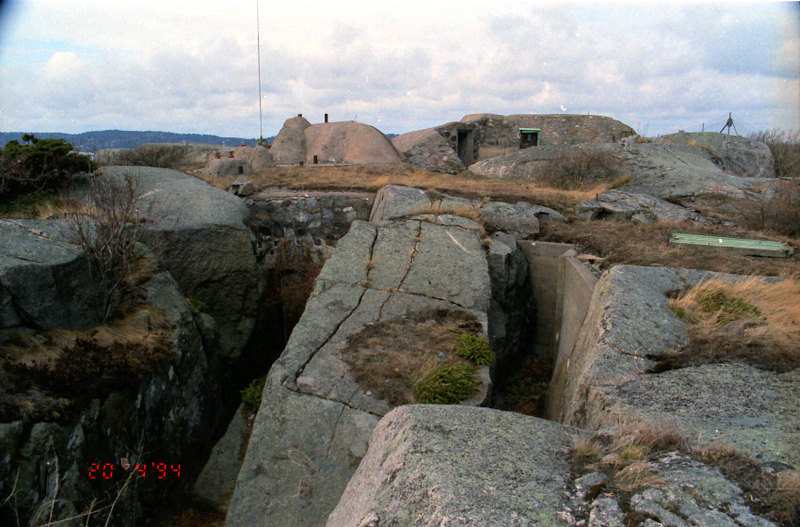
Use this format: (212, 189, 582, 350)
(304, 121, 402, 165)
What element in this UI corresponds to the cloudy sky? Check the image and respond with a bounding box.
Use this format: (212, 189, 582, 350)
(0, 0, 797, 138)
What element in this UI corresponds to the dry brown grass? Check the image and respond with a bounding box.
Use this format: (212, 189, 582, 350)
(571, 420, 684, 495)
(189, 164, 611, 214)
(659, 277, 800, 372)
(539, 219, 800, 277)
(341, 309, 484, 405)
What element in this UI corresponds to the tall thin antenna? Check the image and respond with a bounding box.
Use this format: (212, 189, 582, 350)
(256, 0, 264, 142)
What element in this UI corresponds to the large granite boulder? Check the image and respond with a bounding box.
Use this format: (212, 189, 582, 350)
(656, 131, 775, 179)
(100, 166, 260, 359)
(392, 128, 465, 173)
(226, 216, 495, 526)
(548, 265, 799, 468)
(0, 272, 226, 526)
(327, 405, 575, 527)
(0, 219, 105, 330)
(270, 115, 311, 164)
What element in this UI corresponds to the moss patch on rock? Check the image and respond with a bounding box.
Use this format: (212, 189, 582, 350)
(413, 363, 478, 404)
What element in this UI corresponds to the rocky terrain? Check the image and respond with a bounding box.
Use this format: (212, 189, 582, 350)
(1, 122, 796, 527)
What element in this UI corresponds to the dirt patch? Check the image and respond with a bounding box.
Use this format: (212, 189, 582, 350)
(341, 309, 485, 406)
(539, 219, 800, 276)
(493, 354, 554, 417)
(653, 277, 800, 373)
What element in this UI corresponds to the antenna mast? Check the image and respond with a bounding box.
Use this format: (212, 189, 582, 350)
(256, 0, 264, 142)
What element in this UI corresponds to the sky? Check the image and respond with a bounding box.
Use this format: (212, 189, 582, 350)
(0, 0, 797, 138)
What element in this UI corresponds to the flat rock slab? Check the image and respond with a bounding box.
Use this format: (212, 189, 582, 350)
(327, 405, 574, 527)
(226, 218, 493, 527)
(549, 265, 799, 468)
(577, 190, 707, 224)
(0, 219, 104, 329)
(369, 185, 564, 236)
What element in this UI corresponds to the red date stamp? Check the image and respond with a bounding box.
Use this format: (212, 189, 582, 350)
(87, 460, 181, 480)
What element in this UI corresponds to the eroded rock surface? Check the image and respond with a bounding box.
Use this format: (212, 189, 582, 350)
(0, 272, 226, 526)
(327, 405, 575, 527)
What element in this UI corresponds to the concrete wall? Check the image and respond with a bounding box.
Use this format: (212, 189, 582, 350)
(519, 241, 598, 420)
(519, 241, 575, 359)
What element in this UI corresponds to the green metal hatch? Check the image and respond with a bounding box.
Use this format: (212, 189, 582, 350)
(669, 232, 794, 258)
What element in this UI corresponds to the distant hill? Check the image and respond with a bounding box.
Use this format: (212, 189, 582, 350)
(0, 130, 273, 152)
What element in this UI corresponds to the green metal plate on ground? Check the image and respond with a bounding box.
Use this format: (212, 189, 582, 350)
(670, 232, 794, 258)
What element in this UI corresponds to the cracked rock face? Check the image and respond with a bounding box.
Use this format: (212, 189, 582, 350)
(226, 217, 496, 527)
(569, 453, 778, 527)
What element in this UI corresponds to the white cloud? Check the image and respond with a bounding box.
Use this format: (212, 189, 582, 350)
(0, 1, 797, 136)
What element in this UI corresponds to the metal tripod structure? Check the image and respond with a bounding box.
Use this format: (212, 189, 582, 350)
(719, 112, 738, 135)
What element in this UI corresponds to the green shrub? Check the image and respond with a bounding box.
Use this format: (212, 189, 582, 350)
(696, 288, 761, 325)
(413, 363, 478, 404)
(455, 333, 494, 366)
(241, 377, 266, 412)
(0, 134, 94, 200)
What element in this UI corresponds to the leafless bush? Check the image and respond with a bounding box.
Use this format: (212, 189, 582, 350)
(750, 129, 800, 179)
(112, 144, 190, 169)
(539, 148, 628, 189)
(742, 180, 800, 237)
(69, 175, 148, 320)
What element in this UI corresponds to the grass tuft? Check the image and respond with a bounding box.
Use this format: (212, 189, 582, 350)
(240, 377, 266, 413)
(454, 333, 494, 366)
(413, 362, 478, 404)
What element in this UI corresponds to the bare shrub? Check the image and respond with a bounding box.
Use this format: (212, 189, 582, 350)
(69, 175, 149, 319)
(750, 129, 800, 179)
(742, 180, 800, 237)
(539, 148, 628, 190)
(113, 144, 190, 169)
